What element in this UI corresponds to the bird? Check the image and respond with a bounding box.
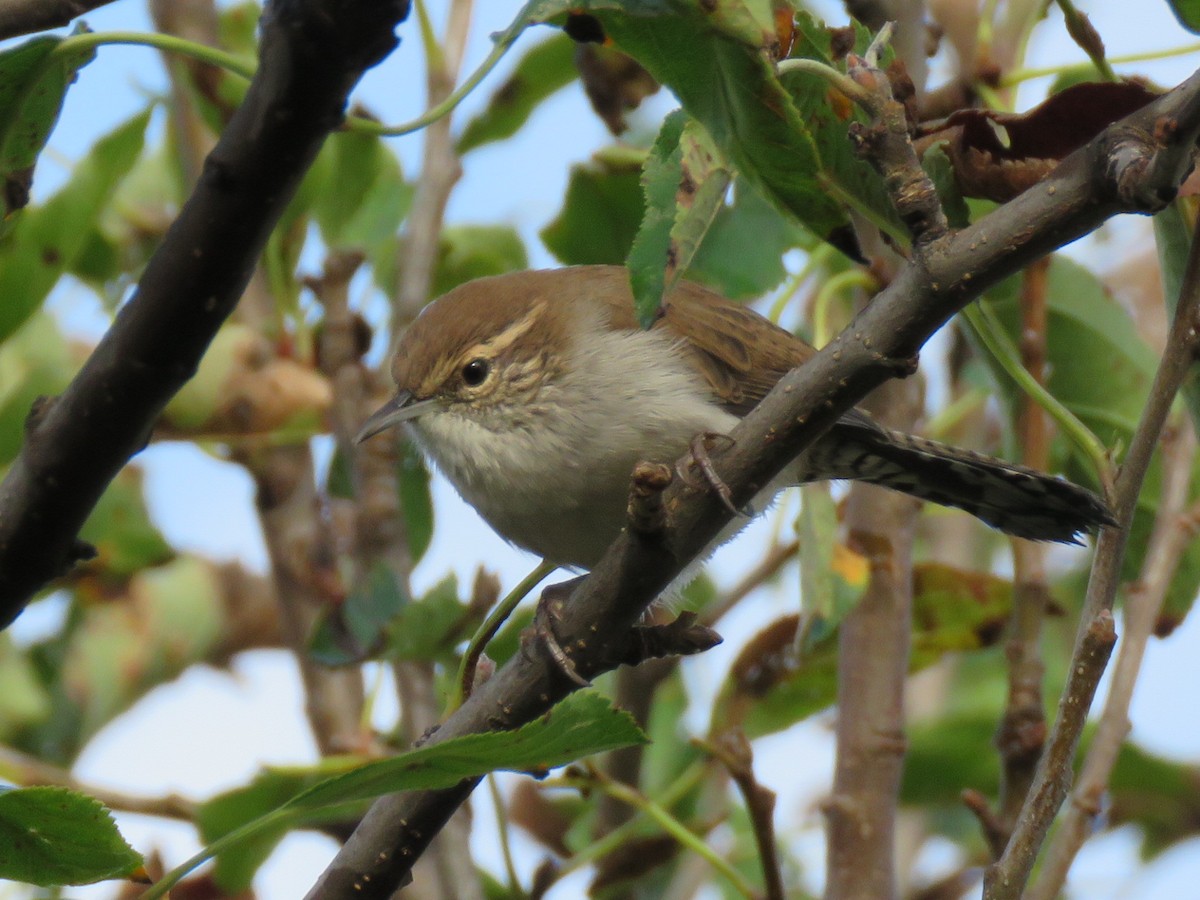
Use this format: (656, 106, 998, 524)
(357, 265, 1113, 569)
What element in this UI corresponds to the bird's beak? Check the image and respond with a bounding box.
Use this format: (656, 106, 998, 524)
(355, 391, 440, 443)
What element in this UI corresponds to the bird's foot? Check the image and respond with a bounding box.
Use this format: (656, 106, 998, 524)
(677, 432, 750, 517)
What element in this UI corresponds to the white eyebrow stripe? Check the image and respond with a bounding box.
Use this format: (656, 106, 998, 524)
(459, 301, 545, 362)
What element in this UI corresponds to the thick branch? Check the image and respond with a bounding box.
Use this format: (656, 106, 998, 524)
(305, 65, 1200, 900)
(823, 378, 921, 900)
(0, 0, 117, 40)
(0, 0, 411, 623)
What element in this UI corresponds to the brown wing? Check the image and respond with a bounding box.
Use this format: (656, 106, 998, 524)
(658, 279, 816, 416)
(577, 265, 865, 417)
(575, 266, 881, 428)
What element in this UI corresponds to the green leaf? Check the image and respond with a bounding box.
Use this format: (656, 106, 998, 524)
(547, 4, 895, 255)
(922, 142, 971, 229)
(1153, 203, 1200, 433)
(0, 311, 73, 466)
(0, 31, 97, 218)
(314, 130, 412, 250)
(782, 13, 900, 241)
(197, 758, 370, 892)
(730, 563, 1013, 738)
(430, 224, 528, 297)
(386, 575, 472, 662)
(398, 441, 434, 565)
(901, 711, 997, 807)
(64, 557, 225, 742)
(0, 633, 51, 735)
(1167, 0, 1200, 33)
(685, 177, 808, 299)
(457, 33, 578, 154)
(903, 711, 1200, 857)
(541, 153, 645, 264)
(292, 691, 646, 810)
(1111, 740, 1200, 857)
(628, 112, 733, 326)
(183, 692, 645, 893)
(796, 487, 865, 651)
(0, 786, 141, 886)
(600, 8, 840, 240)
(484, 605, 536, 668)
(309, 563, 408, 665)
(627, 109, 687, 324)
(78, 467, 174, 579)
(0, 109, 150, 342)
(217, 1, 262, 63)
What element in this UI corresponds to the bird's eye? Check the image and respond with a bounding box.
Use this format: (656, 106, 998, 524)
(461, 358, 490, 387)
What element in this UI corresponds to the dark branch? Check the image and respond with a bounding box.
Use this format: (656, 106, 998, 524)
(304, 65, 1200, 900)
(0, 0, 411, 623)
(0, 0, 117, 40)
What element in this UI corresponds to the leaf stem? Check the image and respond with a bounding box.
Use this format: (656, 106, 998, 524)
(57, 30, 256, 79)
(959, 302, 1111, 488)
(57, 23, 519, 140)
(776, 57, 873, 107)
(448, 559, 557, 712)
(369, 22, 518, 137)
(812, 268, 878, 348)
(487, 774, 523, 896)
(1004, 41, 1200, 85)
(141, 807, 294, 900)
(563, 766, 761, 899)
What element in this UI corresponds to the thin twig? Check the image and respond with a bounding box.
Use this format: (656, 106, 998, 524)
(392, 0, 472, 325)
(1028, 424, 1199, 900)
(0, 746, 196, 821)
(153, 0, 368, 759)
(823, 51, 934, 888)
(486, 774, 523, 896)
(700, 733, 785, 900)
(993, 259, 1053, 848)
(984, 212, 1200, 899)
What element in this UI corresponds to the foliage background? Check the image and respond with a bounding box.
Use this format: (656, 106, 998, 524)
(2, 0, 1200, 898)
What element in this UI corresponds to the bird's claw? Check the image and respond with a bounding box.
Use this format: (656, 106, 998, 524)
(676, 432, 751, 517)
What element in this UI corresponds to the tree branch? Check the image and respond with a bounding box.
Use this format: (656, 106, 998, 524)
(304, 63, 1200, 900)
(0, 0, 411, 624)
(985, 259, 1053, 855)
(0, 0, 118, 41)
(984, 200, 1200, 899)
(1027, 425, 1198, 900)
(824, 376, 921, 900)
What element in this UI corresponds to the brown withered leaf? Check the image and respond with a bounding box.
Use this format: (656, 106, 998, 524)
(773, 3, 797, 58)
(574, 43, 660, 135)
(590, 835, 680, 894)
(918, 80, 1161, 202)
(508, 779, 575, 857)
(729, 614, 800, 698)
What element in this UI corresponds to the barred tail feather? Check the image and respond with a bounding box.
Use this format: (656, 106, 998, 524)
(806, 426, 1115, 544)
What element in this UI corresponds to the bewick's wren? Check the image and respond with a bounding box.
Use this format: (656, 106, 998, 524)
(357, 265, 1112, 568)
